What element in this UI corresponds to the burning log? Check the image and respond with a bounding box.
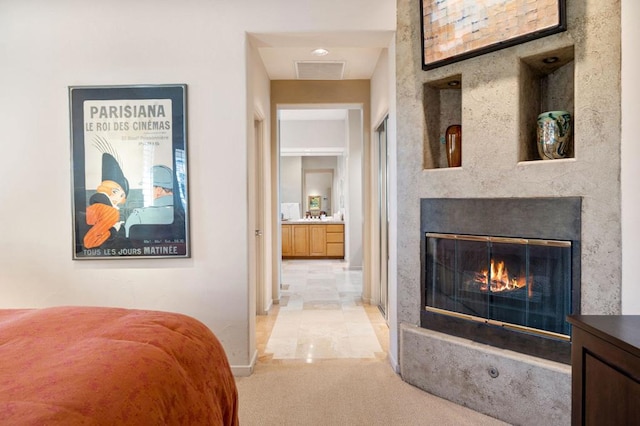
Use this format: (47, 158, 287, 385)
(474, 260, 532, 296)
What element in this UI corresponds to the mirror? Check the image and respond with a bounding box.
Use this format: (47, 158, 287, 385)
(304, 169, 333, 217)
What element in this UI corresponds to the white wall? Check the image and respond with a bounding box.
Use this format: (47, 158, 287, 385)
(0, 0, 396, 373)
(621, 0, 640, 314)
(280, 156, 303, 207)
(371, 49, 391, 128)
(280, 120, 346, 150)
(347, 109, 364, 268)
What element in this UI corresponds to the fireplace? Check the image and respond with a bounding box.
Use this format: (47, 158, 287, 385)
(420, 198, 581, 364)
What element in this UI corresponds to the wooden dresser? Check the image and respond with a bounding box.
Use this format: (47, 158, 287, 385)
(567, 315, 640, 425)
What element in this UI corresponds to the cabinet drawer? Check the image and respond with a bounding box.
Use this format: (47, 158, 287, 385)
(326, 224, 344, 233)
(326, 232, 343, 243)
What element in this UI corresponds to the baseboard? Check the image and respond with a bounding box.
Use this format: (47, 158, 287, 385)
(231, 349, 258, 377)
(387, 350, 400, 374)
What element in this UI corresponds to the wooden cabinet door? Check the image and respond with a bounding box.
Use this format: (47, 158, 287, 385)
(281, 225, 292, 256)
(568, 316, 640, 426)
(309, 225, 326, 256)
(326, 242, 344, 257)
(583, 353, 640, 425)
(292, 225, 309, 256)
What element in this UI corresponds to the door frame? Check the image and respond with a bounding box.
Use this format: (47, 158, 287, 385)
(252, 113, 269, 315)
(273, 103, 365, 292)
(374, 114, 390, 319)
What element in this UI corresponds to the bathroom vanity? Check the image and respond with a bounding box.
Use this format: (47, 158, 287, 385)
(281, 221, 344, 259)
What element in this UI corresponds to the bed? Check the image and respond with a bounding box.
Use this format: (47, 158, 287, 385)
(0, 306, 238, 425)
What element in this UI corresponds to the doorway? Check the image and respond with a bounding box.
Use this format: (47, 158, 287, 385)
(255, 104, 386, 361)
(257, 78, 383, 362)
(277, 106, 363, 268)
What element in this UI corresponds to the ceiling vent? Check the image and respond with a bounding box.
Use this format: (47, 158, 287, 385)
(295, 61, 346, 80)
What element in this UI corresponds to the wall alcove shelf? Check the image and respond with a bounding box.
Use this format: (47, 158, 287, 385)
(423, 74, 462, 170)
(519, 45, 575, 162)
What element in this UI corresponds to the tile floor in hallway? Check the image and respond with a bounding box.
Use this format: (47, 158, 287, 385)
(257, 259, 388, 363)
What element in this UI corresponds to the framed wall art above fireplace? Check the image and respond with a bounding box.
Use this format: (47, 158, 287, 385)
(420, 0, 567, 70)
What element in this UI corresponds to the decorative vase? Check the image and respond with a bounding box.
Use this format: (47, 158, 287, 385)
(537, 111, 572, 160)
(445, 124, 462, 167)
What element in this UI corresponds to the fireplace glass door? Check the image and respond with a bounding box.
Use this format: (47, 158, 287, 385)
(425, 233, 572, 339)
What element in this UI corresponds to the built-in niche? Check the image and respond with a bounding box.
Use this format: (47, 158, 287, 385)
(519, 45, 575, 162)
(423, 75, 462, 169)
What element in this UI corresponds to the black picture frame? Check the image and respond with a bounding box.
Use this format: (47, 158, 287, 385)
(420, 0, 567, 71)
(69, 84, 190, 259)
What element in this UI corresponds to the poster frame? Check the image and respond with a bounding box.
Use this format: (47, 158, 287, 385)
(69, 84, 190, 259)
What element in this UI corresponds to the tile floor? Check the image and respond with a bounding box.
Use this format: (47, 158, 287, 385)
(257, 259, 388, 363)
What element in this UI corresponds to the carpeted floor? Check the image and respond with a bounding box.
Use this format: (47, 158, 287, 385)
(235, 358, 509, 426)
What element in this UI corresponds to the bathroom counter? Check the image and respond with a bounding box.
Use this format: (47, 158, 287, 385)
(282, 219, 344, 225)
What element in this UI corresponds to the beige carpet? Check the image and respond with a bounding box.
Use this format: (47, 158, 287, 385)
(235, 359, 509, 426)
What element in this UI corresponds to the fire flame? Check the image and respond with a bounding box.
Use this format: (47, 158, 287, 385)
(475, 260, 531, 296)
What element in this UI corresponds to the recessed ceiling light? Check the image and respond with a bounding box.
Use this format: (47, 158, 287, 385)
(543, 56, 559, 64)
(447, 80, 460, 87)
(311, 48, 329, 57)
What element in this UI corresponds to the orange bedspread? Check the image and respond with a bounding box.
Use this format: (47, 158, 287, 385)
(0, 306, 238, 425)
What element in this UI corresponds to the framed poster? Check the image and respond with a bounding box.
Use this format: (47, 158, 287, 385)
(69, 84, 189, 259)
(420, 0, 566, 70)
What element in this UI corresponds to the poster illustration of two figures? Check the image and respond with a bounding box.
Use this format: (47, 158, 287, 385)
(70, 85, 189, 259)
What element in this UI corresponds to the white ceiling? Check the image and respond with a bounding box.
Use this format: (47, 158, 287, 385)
(251, 31, 393, 151)
(250, 31, 393, 80)
(279, 109, 348, 121)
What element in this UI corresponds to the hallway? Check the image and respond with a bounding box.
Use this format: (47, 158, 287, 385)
(243, 261, 509, 426)
(257, 260, 388, 363)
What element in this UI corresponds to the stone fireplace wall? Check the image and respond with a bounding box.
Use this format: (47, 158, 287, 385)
(396, 1, 621, 424)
